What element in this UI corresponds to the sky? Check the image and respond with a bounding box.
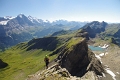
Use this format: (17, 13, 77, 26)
(0, 0, 120, 22)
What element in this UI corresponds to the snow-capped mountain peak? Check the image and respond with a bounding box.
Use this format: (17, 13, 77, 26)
(17, 14, 25, 18)
(28, 15, 43, 23)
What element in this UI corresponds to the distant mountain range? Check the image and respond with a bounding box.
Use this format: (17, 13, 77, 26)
(0, 14, 120, 51)
(0, 14, 87, 50)
(82, 21, 108, 38)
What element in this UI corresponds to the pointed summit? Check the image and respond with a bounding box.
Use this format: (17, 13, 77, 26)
(14, 14, 33, 26)
(17, 13, 26, 18)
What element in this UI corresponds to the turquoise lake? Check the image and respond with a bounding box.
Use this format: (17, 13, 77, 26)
(88, 45, 105, 51)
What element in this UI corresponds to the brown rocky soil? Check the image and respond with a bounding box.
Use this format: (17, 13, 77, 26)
(93, 45, 120, 80)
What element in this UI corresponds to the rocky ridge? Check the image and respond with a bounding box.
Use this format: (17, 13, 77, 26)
(26, 35, 105, 80)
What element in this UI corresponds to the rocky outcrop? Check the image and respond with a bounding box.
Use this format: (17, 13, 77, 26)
(26, 64, 71, 80)
(26, 64, 98, 80)
(87, 49, 105, 75)
(0, 59, 8, 69)
(57, 37, 105, 77)
(75, 30, 89, 40)
(57, 38, 89, 76)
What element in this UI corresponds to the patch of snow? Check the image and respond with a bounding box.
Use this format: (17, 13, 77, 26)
(101, 44, 109, 49)
(28, 15, 41, 23)
(44, 20, 49, 23)
(9, 17, 14, 19)
(28, 16, 33, 22)
(4, 16, 14, 20)
(19, 15, 22, 18)
(33, 17, 40, 23)
(18, 14, 24, 18)
(95, 52, 107, 63)
(0, 20, 9, 25)
(105, 52, 108, 56)
(105, 68, 116, 80)
(99, 53, 104, 57)
(116, 72, 119, 74)
(104, 65, 109, 68)
(98, 52, 108, 57)
(102, 72, 106, 77)
(95, 54, 102, 63)
(95, 52, 109, 64)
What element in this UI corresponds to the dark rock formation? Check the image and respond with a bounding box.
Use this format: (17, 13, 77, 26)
(57, 38, 105, 77)
(87, 49, 105, 75)
(0, 59, 8, 69)
(111, 38, 117, 44)
(75, 30, 89, 40)
(83, 26, 96, 38)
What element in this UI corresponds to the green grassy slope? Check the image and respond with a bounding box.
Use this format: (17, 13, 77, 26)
(100, 24, 120, 38)
(0, 45, 50, 80)
(0, 36, 71, 80)
(97, 24, 120, 45)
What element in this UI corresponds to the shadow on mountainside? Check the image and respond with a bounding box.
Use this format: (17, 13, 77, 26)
(26, 37, 59, 51)
(0, 59, 8, 69)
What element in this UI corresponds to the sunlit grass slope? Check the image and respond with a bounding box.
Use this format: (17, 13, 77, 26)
(0, 36, 69, 80)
